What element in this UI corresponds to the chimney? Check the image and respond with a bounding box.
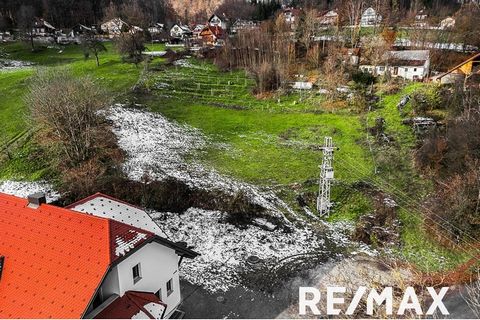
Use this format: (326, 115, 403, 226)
(27, 192, 46, 209)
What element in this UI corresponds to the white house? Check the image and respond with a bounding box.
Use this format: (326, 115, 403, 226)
(360, 50, 430, 81)
(360, 7, 382, 26)
(170, 24, 192, 40)
(208, 14, 227, 29)
(283, 7, 301, 24)
(230, 19, 258, 34)
(414, 10, 428, 27)
(318, 10, 338, 26)
(192, 24, 206, 38)
(32, 18, 56, 37)
(148, 23, 165, 35)
(0, 192, 198, 319)
(439, 17, 455, 30)
(101, 18, 129, 37)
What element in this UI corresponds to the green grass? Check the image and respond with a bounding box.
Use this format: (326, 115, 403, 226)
(144, 60, 373, 186)
(396, 208, 471, 271)
(0, 41, 163, 179)
(0, 42, 474, 271)
(0, 69, 32, 142)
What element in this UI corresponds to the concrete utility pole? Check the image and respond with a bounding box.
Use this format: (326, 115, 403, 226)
(317, 137, 336, 217)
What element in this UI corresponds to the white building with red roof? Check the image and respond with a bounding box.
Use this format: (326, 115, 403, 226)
(0, 192, 198, 319)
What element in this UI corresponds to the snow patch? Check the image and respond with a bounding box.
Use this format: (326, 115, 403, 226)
(0, 59, 34, 71)
(107, 105, 298, 223)
(154, 208, 326, 293)
(0, 180, 60, 202)
(143, 302, 165, 318)
(114, 231, 148, 257)
(131, 310, 149, 319)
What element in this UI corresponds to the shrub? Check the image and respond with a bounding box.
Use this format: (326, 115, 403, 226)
(410, 85, 442, 115)
(251, 62, 281, 94)
(352, 70, 375, 86)
(115, 31, 145, 65)
(26, 68, 111, 166)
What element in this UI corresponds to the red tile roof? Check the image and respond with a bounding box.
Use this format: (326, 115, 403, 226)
(94, 291, 167, 319)
(0, 192, 154, 318)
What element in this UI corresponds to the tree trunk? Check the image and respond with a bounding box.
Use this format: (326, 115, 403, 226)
(95, 53, 100, 66)
(30, 34, 34, 51)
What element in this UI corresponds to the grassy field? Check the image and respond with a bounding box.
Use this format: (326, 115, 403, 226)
(0, 41, 165, 179)
(0, 42, 473, 271)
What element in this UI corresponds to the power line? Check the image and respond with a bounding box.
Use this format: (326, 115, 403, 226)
(333, 157, 479, 256)
(338, 153, 480, 246)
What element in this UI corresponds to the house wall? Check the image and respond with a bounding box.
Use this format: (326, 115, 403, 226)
(360, 62, 428, 80)
(88, 242, 181, 318)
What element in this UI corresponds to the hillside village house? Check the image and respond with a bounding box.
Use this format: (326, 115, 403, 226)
(360, 7, 382, 26)
(439, 16, 455, 30)
(101, 18, 129, 37)
(360, 50, 430, 81)
(32, 18, 55, 37)
(283, 7, 301, 24)
(199, 25, 225, 46)
(192, 24, 206, 39)
(0, 192, 198, 318)
(170, 24, 192, 41)
(148, 23, 164, 35)
(317, 10, 338, 26)
(414, 10, 428, 27)
(230, 19, 258, 34)
(208, 14, 227, 29)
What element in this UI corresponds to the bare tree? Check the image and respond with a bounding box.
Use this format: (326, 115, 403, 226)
(80, 33, 107, 66)
(26, 68, 111, 165)
(116, 31, 146, 66)
(340, 0, 365, 47)
(296, 9, 318, 51)
(121, 0, 149, 29)
(464, 271, 480, 318)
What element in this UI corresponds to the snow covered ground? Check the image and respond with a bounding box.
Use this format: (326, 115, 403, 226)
(0, 59, 34, 71)
(108, 105, 376, 292)
(0, 180, 60, 202)
(152, 208, 327, 292)
(107, 105, 299, 223)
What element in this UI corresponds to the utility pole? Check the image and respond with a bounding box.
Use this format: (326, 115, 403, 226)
(317, 137, 336, 217)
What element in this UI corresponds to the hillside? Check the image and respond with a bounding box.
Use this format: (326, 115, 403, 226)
(169, 0, 224, 21)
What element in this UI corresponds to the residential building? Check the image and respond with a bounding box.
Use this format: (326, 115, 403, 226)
(414, 10, 428, 28)
(192, 24, 206, 39)
(0, 192, 198, 319)
(101, 18, 129, 37)
(360, 50, 430, 81)
(170, 24, 193, 40)
(318, 10, 339, 26)
(148, 23, 165, 35)
(208, 14, 227, 29)
(199, 25, 225, 46)
(32, 18, 55, 37)
(439, 16, 455, 30)
(283, 7, 301, 24)
(360, 7, 382, 26)
(230, 19, 258, 34)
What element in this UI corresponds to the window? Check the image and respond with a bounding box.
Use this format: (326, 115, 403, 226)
(414, 68, 417, 72)
(405, 68, 408, 72)
(155, 289, 162, 300)
(379, 66, 385, 71)
(132, 263, 141, 283)
(166, 278, 173, 296)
